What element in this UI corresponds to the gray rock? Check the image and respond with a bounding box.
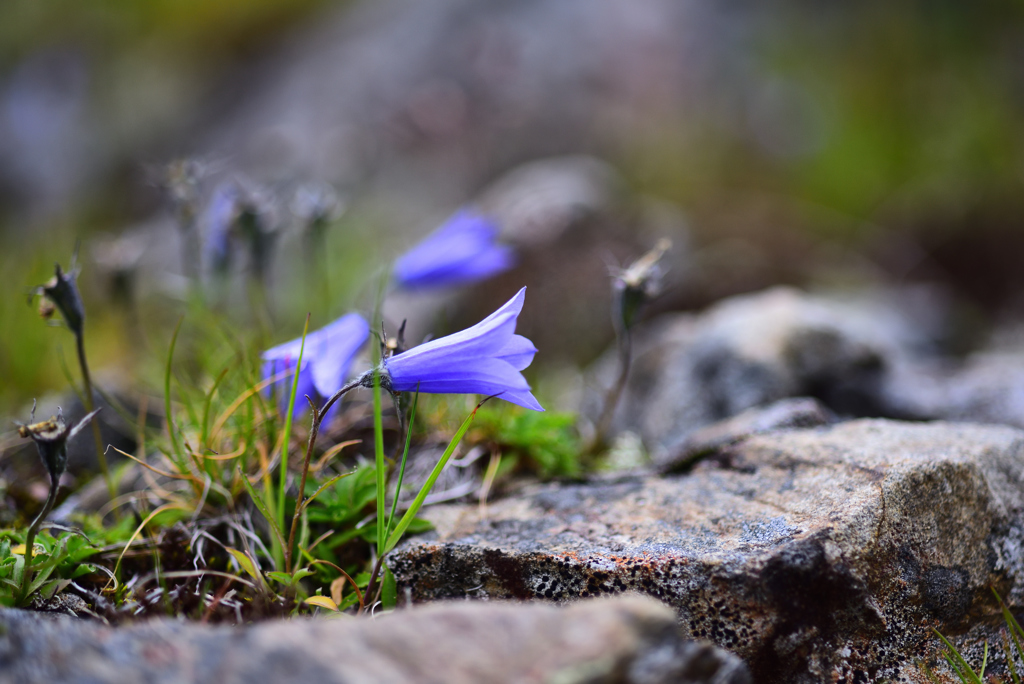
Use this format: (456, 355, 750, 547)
(587, 286, 931, 457)
(0, 595, 748, 684)
(887, 349, 1024, 431)
(655, 397, 834, 473)
(588, 285, 1024, 459)
(390, 419, 1024, 683)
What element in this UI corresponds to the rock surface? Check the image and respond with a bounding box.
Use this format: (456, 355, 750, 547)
(587, 286, 931, 457)
(390, 419, 1024, 683)
(588, 286, 1024, 459)
(0, 595, 747, 684)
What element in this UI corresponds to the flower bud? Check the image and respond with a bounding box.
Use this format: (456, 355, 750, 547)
(38, 263, 86, 338)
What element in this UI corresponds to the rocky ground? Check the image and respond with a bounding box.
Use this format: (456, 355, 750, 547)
(10, 285, 1024, 682)
(0, 596, 748, 684)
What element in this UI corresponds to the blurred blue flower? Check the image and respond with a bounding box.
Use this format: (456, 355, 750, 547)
(203, 182, 239, 273)
(381, 287, 543, 411)
(394, 209, 515, 289)
(262, 313, 370, 418)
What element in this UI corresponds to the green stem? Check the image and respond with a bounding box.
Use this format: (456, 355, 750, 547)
(592, 293, 633, 454)
(373, 370, 385, 559)
(76, 331, 113, 500)
(20, 469, 60, 603)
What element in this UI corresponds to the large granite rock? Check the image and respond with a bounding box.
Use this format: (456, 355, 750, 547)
(390, 419, 1024, 683)
(0, 595, 747, 684)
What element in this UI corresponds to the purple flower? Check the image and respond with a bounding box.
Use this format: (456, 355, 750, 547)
(394, 209, 515, 289)
(203, 182, 239, 272)
(381, 287, 543, 411)
(262, 313, 370, 418)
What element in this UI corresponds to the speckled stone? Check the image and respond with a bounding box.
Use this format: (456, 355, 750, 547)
(0, 595, 747, 684)
(389, 419, 1024, 683)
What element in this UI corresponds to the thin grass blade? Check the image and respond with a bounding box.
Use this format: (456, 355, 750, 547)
(384, 398, 486, 554)
(164, 316, 185, 466)
(201, 366, 230, 450)
(299, 471, 355, 513)
(110, 502, 190, 584)
(933, 629, 984, 684)
(277, 314, 311, 537)
(386, 388, 419, 539)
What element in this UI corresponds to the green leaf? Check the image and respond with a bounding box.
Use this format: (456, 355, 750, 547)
(292, 568, 314, 583)
(300, 471, 355, 513)
(225, 547, 260, 582)
(475, 406, 582, 479)
(382, 564, 397, 609)
(384, 399, 485, 554)
(70, 564, 96, 580)
(267, 568, 314, 588)
(338, 591, 359, 611)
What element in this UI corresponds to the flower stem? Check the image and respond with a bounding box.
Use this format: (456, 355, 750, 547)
(373, 370, 386, 565)
(284, 377, 362, 573)
(76, 331, 113, 500)
(592, 304, 632, 453)
(20, 469, 61, 604)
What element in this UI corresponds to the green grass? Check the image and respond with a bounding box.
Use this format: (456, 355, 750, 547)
(923, 590, 1024, 683)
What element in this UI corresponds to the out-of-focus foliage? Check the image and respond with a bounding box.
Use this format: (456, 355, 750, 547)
(0, 0, 332, 66)
(631, 2, 1024, 231)
(474, 404, 583, 479)
(0, 531, 100, 607)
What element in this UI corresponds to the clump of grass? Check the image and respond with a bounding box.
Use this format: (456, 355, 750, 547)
(473, 404, 583, 480)
(922, 590, 1024, 683)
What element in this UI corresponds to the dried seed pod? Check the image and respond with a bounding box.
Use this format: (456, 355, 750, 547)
(37, 263, 86, 338)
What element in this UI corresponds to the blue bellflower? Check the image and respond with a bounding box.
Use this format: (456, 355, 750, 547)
(262, 313, 370, 418)
(380, 287, 543, 411)
(204, 182, 239, 273)
(394, 209, 515, 289)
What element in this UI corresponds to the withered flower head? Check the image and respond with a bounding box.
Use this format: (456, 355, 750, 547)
(34, 261, 86, 338)
(612, 238, 671, 331)
(17, 400, 100, 483)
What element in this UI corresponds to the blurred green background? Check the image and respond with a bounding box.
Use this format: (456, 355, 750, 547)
(2, 0, 1024, 417)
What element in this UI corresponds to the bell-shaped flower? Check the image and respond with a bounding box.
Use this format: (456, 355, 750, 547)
(380, 287, 543, 411)
(394, 209, 515, 290)
(262, 313, 370, 418)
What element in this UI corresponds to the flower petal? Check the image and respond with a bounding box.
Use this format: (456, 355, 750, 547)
(496, 389, 545, 412)
(388, 288, 527, 368)
(308, 313, 370, 397)
(280, 365, 317, 418)
(495, 334, 537, 371)
(398, 245, 515, 289)
(394, 209, 512, 289)
(389, 358, 529, 395)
